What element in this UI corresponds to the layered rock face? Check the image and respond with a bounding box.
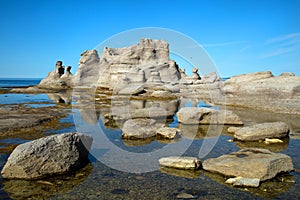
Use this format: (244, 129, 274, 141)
(224, 71, 300, 114)
(74, 38, 181, 88)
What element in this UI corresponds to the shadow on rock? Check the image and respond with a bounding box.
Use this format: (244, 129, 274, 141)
(2, 163, 93, 200)
(203, 171, 294, 199)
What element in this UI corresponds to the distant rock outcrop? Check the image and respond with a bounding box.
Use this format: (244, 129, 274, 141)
(38, 61, 73, 89)
(224, 71, 300, 114)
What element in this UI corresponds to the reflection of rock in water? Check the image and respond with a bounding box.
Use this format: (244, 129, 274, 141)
(235, 138, 289, 152)
(47, 92, 72, 104)
(122, 137, 155, 147)
(226, 106, 300, 131)
(203, 170, 294, 199)
(159, 167, 201, 179)
(3, 163, 93, 199)
(178, 124, 229, 140)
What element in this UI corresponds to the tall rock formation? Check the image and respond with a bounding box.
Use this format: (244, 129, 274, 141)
(73, 38, 181, 88)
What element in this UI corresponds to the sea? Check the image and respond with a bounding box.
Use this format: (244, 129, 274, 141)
(0, 78, 42, 88)
(0, 78, 300, 199)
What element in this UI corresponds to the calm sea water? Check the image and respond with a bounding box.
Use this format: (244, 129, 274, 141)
(0, 78, 41, 88)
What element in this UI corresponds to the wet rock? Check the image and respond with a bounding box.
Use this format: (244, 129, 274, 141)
(234, 122, 289, 141)
(158, 156, 201, 170)
(177, 107, 243, 125)
(156, 127, 181, 139)
(176, 192, 198, 199)
(225, 177, 260, 187)
(1, 132, 93, 179)
(0, 106, 66, 136)
(121, 118, 164, 139)
(202, 148, 294, 181)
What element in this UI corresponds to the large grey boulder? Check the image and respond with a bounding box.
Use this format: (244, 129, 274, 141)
(234, 122, 289, 141)
(202, 148, 294, 181)
(177, 107, 243, 125)
(159, 156, 201, 169)
(1, 132, 93, 179)
(121, 118, 164, 139)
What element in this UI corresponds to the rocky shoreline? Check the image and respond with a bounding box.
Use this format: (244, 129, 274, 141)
(1, 38, 300, 198)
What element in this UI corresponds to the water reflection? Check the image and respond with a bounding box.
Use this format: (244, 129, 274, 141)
(159, 167, 201, 179)
(3, 163, 93, 199)
(203, 170, 294, 199)
(235, 137, 290, 152)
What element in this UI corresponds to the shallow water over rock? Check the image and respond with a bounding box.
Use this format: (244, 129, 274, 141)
(1, 90, 300, 199)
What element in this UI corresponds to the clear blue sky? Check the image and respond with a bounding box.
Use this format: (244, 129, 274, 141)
(0, 0, 299, 78)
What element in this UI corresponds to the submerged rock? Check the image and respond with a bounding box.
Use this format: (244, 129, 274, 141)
(225, 177, 260, 187)
(121, 118, 164, 139)
(202, 148, 293, 181)
(234, 122, 289, 141)
(177, 107, 243, 125)
(1, 132, 93, 179)
(158, 156, 201, 169)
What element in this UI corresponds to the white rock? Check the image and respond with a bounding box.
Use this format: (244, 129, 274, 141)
(159, 156, 201, 169)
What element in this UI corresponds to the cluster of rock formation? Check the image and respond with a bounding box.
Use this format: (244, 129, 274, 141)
(38, 61, 73, 89)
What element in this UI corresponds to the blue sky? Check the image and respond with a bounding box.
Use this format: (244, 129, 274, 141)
(0, 0, 299, 78)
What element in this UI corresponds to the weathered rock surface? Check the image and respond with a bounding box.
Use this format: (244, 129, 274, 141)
(234, 122, 289, 141)
(202, 148, 294, 181)
(225, 177, 260, 187)
(39, 61, 74, 89)
(74, 38, 181, 88)
(177, 107, 243, 125)
(195, 72, 220, 84)
(159, 156, 201, 169)
(156, 127, 180, 139)
(121, 119, 164, 139)
(0, 106, 65, 135)
(224, 71, 300, 115)
(117, 83, 145, 95)
(1, 132, 93, 179)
